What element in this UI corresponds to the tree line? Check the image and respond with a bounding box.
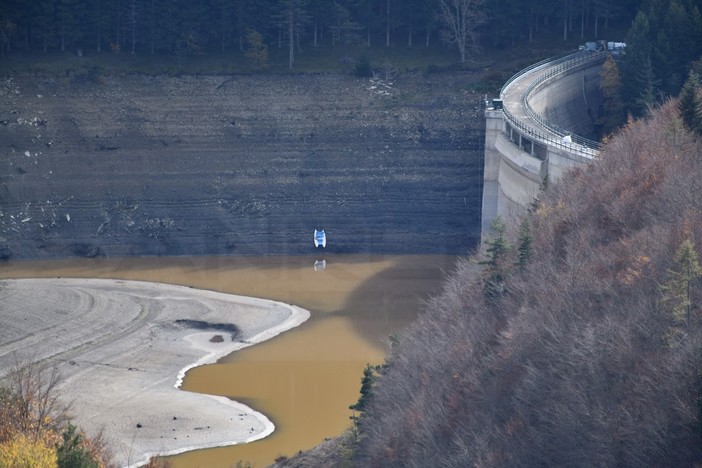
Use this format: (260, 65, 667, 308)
(0, 0, 641, 66)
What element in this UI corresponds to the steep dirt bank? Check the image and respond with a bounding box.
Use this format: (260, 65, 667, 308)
(0, 71, 484, 259)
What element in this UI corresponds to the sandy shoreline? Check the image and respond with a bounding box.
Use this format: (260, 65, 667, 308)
(0, 278, 310, 467)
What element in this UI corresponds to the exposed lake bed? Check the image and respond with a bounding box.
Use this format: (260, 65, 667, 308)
(0, 72, 483, 259)
(0, 254, 458, 467)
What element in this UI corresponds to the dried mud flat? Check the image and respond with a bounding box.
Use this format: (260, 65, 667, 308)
(0, 278, 309, 467)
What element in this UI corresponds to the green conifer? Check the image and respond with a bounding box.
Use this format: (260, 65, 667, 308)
(516, 217, 533, 271)
(598, 55, 626, 135)
(481, 217, 511, 298)
(679, 71, 702, 134)
(660, 239, 702, 344)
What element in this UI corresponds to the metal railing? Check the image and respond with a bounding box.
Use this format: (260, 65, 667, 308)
(502, 105, 598, 158)
(501, 52, 579, 96)
(500, 50, 607, 158)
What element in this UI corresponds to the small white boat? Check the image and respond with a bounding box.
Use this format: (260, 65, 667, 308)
(314, 229, 326, 248)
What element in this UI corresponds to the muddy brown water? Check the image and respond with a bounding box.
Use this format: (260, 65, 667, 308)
(0, 254, 457, 467)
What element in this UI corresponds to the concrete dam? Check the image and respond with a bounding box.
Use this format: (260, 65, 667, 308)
(482, 51, 607, 233)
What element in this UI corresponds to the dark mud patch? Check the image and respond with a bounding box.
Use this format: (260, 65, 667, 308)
(175, 319, 240, 341)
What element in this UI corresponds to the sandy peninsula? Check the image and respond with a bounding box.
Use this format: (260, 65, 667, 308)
(0, 278, 310, 467)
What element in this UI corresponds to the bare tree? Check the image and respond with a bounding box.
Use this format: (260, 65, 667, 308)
(276, 0, 309, 70)
(128, 0, 139, 54)
(437, 0, 484, 63)
(1, 357, 69, 441)
(385, 0, 391, 47)
(351, 101, 702, 467)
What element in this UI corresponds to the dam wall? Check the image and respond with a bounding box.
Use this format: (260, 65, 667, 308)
(528, 62, 603, 140)
(482, 51, 606, 234)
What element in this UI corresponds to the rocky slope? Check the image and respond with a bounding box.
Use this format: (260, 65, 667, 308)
(0, 71, 484, 259)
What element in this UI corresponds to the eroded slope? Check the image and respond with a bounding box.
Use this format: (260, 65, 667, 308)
(0, 72, 483, 258)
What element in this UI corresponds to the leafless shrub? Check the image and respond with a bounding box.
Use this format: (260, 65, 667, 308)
(0, 357, 69, 443)
(0, 356, 113, 466)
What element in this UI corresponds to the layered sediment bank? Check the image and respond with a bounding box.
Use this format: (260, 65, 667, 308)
(0, 278, 309, 467)
(0, 72, 483, 259)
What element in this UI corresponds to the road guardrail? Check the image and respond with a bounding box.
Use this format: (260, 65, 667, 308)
(499, 50, 607, 158)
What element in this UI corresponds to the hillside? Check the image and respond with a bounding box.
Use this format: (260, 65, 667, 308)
(278, 102, 702, 466)
(359, 101, 702, 466)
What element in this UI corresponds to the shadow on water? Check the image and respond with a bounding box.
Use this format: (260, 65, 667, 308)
(169, 254, 459, 468)
(335, 255, 457, 347)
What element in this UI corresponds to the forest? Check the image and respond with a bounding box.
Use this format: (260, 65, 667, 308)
(2, 0, 701, 120)
(0, 0, 642, 65)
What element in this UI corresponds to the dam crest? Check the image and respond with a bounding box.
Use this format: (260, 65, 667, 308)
(482, 50, 607, 235)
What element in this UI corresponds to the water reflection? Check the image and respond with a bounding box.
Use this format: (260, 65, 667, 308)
(0, 254, 457, 467)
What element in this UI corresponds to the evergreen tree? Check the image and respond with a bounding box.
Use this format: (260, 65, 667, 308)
(635, 54, 658, 115)
(653, 0, 695, 95)
(483, 0, 527, 48)
(398, 0, 418, 47)
(349, 363, 384, 441)
(679, 71, 702, 134)
(0, 19, 16, 57)
(328, 1, 362, 52)
(623, 11, 654, 116)
(56, 423, 98, 468)
(349, 364, 383, 413)
(660, 238, 702, 344)
(232, 0, 251, 51)
(55, 0, 82, 53)
(516, 216, 533, 271)
(32, 0, 56, 52)
(0, 0, 19, 51)
(480, 216, 511, 297)
(622, 0, 702, 112)
(145, 0, 165, 54)
(598, 54, 626, 136)
(86, 0, 111, 53)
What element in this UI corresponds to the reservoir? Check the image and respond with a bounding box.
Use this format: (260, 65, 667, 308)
(0, 253, 458, 467)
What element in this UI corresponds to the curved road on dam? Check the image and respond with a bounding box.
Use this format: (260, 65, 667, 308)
(499, 51, 605, 154)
